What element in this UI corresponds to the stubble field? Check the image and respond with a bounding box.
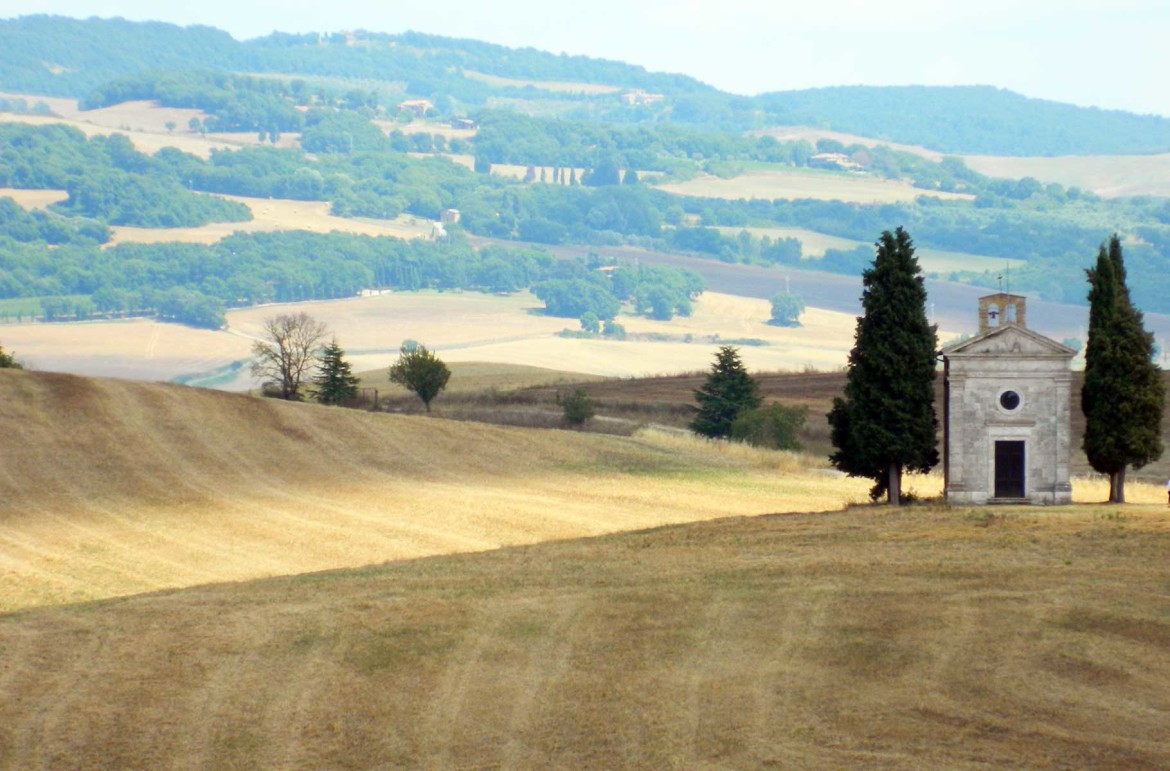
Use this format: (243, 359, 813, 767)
(0, 291, 865, 386)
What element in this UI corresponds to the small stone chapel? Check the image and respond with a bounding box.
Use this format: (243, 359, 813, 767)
(940, 293, 1077, 504)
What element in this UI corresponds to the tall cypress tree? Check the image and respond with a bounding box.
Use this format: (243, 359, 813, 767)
(1082, 235, 1164, 503)
(827, 227, 939, 504)
(690, 346, 761, 438)
(312, 339, 360, 406)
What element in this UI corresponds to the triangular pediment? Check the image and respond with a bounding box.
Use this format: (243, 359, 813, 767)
(943, 324, 1076, 358)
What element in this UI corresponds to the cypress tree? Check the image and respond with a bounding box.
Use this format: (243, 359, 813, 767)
(827, 227, 939, 504)
(1081, 235, 1164, 503)
(312, 338, 360, 406)
(690, 346, 762, 438)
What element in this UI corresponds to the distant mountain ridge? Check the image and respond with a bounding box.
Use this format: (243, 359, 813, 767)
(2, 14, 1170, 156)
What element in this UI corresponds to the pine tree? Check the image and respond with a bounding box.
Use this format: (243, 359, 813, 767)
(312, 339, 360, 406)
(827, 227, 939, 504)
(1081, 235, 1164, 503)
(690, 346, 762, 438)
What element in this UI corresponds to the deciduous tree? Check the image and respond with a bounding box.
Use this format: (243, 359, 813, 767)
(769, 291, 805, 327)
(389, 343, 450, 412)
(250, 312, 328, 400)
(690, 346, 761, 438)
(1081, 235, 1164, 503)
(0, 343, 22, 369)
(827, 227, 939, 504)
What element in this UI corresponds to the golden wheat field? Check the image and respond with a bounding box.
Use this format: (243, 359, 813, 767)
(655, 169, 974, 204)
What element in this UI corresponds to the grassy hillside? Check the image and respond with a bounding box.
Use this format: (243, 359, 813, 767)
(2, 499, 1168, 767)
(0, 368, 869, 611)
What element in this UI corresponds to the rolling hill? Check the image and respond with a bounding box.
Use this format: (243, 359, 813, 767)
(0, 365, 1167, 766)
(3, 15, 1170, 155)
(0, 367, 868, 612)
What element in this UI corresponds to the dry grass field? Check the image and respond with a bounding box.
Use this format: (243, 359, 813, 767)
(373, 119, 477, 140)
(0, 318, 254, 381)
(2, 368, 1170, 767)
(463, 69, 623, 94)
(0, 367, 1166, 768)
(0, 187, 69, 209)
(0, 368, 871, 614)
(656, 169, 973, 204)
(108, 194, 434, 246)
(963, 153, 1170, 198)
(0, 290, 863, 386)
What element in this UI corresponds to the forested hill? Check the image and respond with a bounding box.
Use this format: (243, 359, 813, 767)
(758, 86, 1170, 156)
(3, 15, 1170, 156)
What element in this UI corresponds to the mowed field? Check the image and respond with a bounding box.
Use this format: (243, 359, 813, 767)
(0, 367, 872, 613)
(1, 367, 1168, 767)
(0, 291, 864, 385)
(656, 169, 973, 204)
(963, 152, 1170, 198)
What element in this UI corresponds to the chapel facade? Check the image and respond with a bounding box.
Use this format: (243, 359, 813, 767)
(941, 293, 1077, 504)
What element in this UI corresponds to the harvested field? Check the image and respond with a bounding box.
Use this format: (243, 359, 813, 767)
(0, 318, 253, 381)
(656, 169, 973, 204)
(374, 119, 476, 139)
(1, 481, 1167, 767)
(0, 188, 68, 209)
(963, 152, 1170, 198)
(463, 69, 623, 94)
(2, 290, 860, 387)
(0, 368, 869, 613)
(106, 194, 434, 246)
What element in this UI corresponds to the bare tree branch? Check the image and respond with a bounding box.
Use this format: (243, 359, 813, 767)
(250, 312, 329, 400)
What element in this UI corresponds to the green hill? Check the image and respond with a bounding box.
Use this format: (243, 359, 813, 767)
(3, 15, 1170, 155)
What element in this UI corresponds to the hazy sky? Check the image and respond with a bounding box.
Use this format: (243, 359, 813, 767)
(4, 0, 1169, 116)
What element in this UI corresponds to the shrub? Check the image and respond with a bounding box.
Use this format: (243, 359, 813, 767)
(730, 403, 807, 451)
(560, 388, 595, 428)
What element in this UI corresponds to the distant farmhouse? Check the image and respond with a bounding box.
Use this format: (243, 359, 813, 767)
(449, 117, 477, 131)
(398, 99, 434, 118)
(621, 90, 665, 106)
(809, 152, 865, 172)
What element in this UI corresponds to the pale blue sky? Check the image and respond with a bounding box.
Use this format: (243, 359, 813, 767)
(4, 0, 1169, 116)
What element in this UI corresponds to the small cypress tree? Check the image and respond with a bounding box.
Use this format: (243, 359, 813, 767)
(312, 339, 360, 406)
(690, 346, 762, 438)
(1082, 235, 1164, 502)
(827, 227, 939, 504)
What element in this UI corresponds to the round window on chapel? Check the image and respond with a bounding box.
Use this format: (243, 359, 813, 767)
(999, 390, 1021, 411)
